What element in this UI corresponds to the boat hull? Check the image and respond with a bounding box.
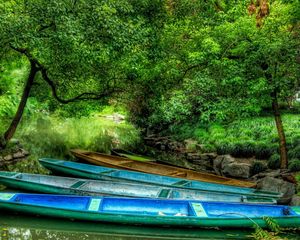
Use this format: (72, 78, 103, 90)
(0, 193, 299, 229)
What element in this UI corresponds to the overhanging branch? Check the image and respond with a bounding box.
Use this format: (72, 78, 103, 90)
(41, 68, 117, 104)
(10, 45, 121, 103)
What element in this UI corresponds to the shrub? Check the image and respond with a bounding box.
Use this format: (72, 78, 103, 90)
(288, 146, 300, 159)
(251, 161, 268, 175)
(268, 154, 280, 169)
(288, 159, 300, 172)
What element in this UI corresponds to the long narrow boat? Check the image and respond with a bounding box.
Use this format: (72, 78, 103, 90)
(71, 149, 255, 188)
(39, 158, 282, 199)
(0, 193, 299, 228)
(0, 171, 276, 204)
(111, 149, 155, 162)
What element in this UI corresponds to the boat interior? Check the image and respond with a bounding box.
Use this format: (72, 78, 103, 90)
(3, 194, 298, 218)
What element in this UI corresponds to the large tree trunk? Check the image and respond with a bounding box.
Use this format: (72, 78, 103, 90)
(271, 90, 288, 169)
(0, 60, 39, 149)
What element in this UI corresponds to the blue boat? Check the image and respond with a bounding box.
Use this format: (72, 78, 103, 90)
(0, 193, 299, 228)
(0, 171, 276, 203)
(39, 158, 282, 199)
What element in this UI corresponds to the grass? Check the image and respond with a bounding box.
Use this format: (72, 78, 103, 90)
(0, 111, 141, 173)
(15, 114, 141, 159)
(168, 114, 300, 169)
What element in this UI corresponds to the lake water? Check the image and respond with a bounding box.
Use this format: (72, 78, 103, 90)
(1, 212, 300, 240)
(0, 212, 256, 240)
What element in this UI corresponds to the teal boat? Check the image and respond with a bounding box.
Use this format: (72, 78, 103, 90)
(0, 193, 299, 228)
(0, 171, 276, 203)
(39, 158, 282, 200)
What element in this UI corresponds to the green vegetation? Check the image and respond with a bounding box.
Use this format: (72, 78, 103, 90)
(0, 0, 299, 172)
(17, 114, 140, 159)
(166, 114, 300, 171)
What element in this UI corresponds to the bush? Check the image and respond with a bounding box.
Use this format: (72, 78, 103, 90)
(254, 143, 277, 160)
(288, 146, 300, 159)
(288, 159, 300, 172)
(251, 161, 268, 175)
(268, 154, 281, 169)
(230, 142, 255, 158)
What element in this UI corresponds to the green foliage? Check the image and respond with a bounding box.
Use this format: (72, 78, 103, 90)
(268, 154, 281, 169)
(251, 217, 282, 240)
(167, 114, 298, 160)
(288, 159, 300, 172)
(288, 146, 300, 160)
(0, 60, 28, 119)
(16, 113, 141, 160)
(251, 161, 267, 176)
(6, 157, 49, 175)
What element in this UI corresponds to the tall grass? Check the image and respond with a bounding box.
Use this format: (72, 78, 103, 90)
(167, 114, 300, 171)
(15, 114, 141, 160)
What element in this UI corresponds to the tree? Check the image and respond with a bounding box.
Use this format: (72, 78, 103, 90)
(216, 0, 299, 168)
(127, 0, 299, 169)
(0, 0, 152, 149)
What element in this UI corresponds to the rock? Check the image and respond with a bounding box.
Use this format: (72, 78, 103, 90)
(203, 153, 218, 159)
(186, 153, 201, 161)
(20, 149, 29, 156)
(213, 155, 224, 175)
(265, 169, 281, 178)
(290, 195, 300, 206)
(222, 162, 252, 179)
(3, 154, 13, 161)
(220, 155, 235, 169)
(256, 176, 296, 204)
(183, 139, 202, 152)
(13, 151, 25, 159)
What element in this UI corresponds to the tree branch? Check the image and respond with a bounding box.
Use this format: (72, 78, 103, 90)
(9, 45, 42, 70)
(10, 45, 121, 103)
(40, 68, 118, 104)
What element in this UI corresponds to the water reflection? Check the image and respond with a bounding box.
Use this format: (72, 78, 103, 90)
(1, 213, 300, 240)
(0, 213, 253, 240)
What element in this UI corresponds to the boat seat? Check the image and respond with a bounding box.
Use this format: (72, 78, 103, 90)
(171, 180, 190, 187)
(170, 171, 187, 177)
(13, 173, 22, 179)
(70, 181, 87, 189)
(116, 161, 134, 166)
(100, 170, 117, 175)
(158, 189, 172, 198)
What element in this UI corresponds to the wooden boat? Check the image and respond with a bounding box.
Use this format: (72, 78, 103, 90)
(0, 193, 299, 228)
(39, 158, 282, 199)
(71, 149, 255, 188)
(111, 149, 155, 162)
(0, 171, 277, 204)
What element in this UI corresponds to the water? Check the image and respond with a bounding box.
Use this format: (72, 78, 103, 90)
(1, 210, 300, 239)
(0, 212, 255, 240)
